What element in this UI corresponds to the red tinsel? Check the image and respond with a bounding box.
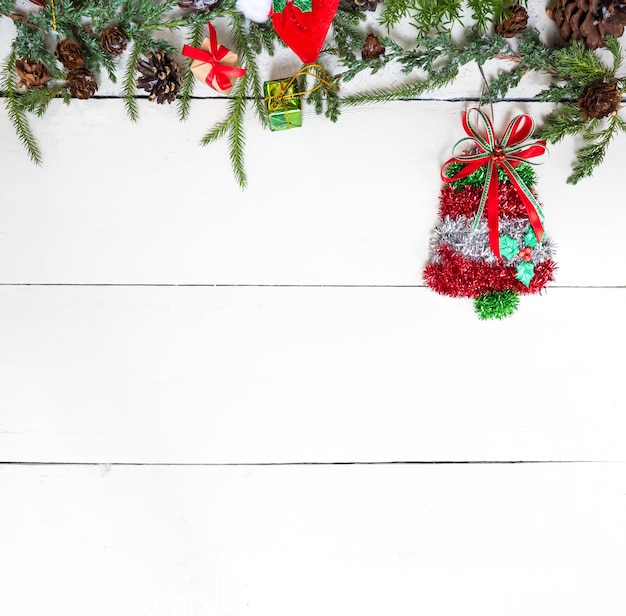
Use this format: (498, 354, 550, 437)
(423, 244, 556, 298)
(439, 184, 541, 220)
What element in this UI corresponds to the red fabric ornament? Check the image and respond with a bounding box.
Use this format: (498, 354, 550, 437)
(271, 0, 340, 64)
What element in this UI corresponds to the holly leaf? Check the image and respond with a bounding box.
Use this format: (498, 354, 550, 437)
(516, 261, 535, 287)
(272, 0, 287, 12)
(273, 0, 312, 11)
(499, 234, 519, 261)
(524, 226, 538, 249)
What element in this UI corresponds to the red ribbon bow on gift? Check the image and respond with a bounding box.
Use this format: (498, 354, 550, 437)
(441, 108, 547, 260)
(182, 23, 246, 93)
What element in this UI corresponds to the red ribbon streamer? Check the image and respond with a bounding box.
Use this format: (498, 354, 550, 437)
(441, 109, 547, 260)
(182, 23, 246, 93)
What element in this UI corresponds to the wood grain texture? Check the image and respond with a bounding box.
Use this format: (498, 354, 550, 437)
(1, 285, 624, 463)
(1, 463, 625, 616)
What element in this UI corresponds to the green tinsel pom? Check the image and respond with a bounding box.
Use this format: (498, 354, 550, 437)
(446, 161, 537, 190)
(474, 290, 520, 320)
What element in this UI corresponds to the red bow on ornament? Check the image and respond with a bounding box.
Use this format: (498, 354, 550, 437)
(182, 23, 246, 94)
(441, 108, 547, 260)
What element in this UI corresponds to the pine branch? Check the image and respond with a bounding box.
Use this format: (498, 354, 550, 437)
(303, 63, 341, 122)
(122, 41, 142, 122)
(227, 73, 249, 189)
(1, 51, 43, 165)
(568, 114, 625, 184)
(200, 73, 249, 189)
(230, 10, 267, 129)
(540, 104, 589, 144)
(177, 20, 204, 123)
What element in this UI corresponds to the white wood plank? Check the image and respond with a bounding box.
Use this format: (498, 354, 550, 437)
(1, 463, 625, 616)
(1, 99, 624, 287)
(1, 285, 624, 463)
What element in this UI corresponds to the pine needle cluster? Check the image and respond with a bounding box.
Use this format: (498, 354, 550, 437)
(0, 0, 625, 185)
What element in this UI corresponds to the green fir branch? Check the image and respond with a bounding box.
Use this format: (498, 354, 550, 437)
(303, 63, 340, 122)
(122, 41, 142, 122)
(18, 85, 65, 117)
(226, 73, 249, 189)
(568, 113, 626, 184)
(540, 104, 589, 143)
(230, 10, 267, 129)
(177, 19, 204, 122)
(200, 73, 249, 189)
(1, 51, 42, 164)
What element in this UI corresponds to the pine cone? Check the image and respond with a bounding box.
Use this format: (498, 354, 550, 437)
(361, 33, 385, 60)
(100, 26, 127, 56)
(340, 0, 383, 12)
(178, 0, 221, 9)
(66, 68, 98, 99)
(55, 39, 85, 70)
(578, 81, 621, 119)
(549, 0, 626, 49)
(15, 59, 51, 89)
(136, 51, 182, 104)
(496, 5, 529, 37)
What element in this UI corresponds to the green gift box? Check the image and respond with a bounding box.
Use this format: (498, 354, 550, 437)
(263, 78, 302, 131)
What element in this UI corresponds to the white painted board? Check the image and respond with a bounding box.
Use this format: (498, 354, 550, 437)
(1, 285, 624, 463)
(0, 100, 624, 287)
(1, 463, 625, 616)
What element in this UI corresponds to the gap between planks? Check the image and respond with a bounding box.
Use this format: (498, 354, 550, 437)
(0, 283, 623, 289)
(0, 460, 610, 467)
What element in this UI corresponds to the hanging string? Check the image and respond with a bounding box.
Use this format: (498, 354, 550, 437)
(264, 64, 336, 113)
(50, 0, 57, 30)
(477, 62, 494, 123)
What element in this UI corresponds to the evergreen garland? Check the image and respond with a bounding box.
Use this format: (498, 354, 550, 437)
(0, 0, 625, 186)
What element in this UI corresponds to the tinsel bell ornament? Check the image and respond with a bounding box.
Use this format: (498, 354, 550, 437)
(578, 82, 622, 119)
(15, 59, 51, 89)
(548, 0, 626, 49)
(339, 0, 383, 12)
(496, 4, 528, 37)
(55, 39, 85, 70)
(100, 26, 127, 56)
(136, 51, 182, 104)
(361, 33, 385, 60)
(66, 68, 98, 99)
(423, 109, 556, 320)
(178, 0, 221, 8)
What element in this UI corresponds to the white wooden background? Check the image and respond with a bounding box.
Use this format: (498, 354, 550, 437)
(1, 5, 625, 615)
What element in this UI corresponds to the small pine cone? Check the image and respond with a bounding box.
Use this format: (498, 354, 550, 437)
(340, 0, 382, 11)
(578, 82, 621, 119)
(100, 26, 127, 56)
(55, 39, 85, 70)
(136, 51, 182, 105)
(66, 68, 98, 99)
(15, 59, 51, 89)
(496, 5, 529, 37)
(361, 33, 385, 60)
(178, 0, 221, 9)
(548, 0, 626, 49)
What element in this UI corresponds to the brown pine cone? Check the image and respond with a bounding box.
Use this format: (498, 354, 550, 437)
(549, 0, 626, 49)
(340, 0, 382, 12)
(178, 0, 221, 9)
(100, 26, 127, 56)
(578, 82, 621, 119)
(66, 68, 98, 99)
(55, 39, 85, 70)
(496, 5, 529, 37)
(136, 51, 182, 104)
(15, 59, 51, 89)
(361, 33, 385, 60)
